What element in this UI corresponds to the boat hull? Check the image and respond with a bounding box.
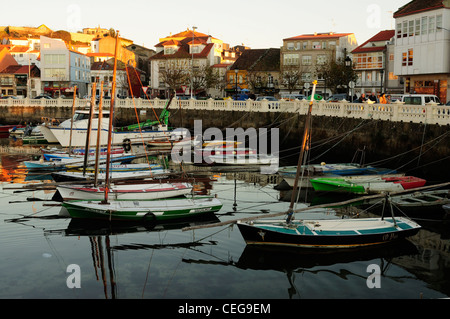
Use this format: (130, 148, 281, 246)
(62, 196, 223, 221)
(57, 182, 193, 200)
(49, 126, 178, 147)
(237, 217, 421, 249)
(51, 169, 169, 182)
(310, 176, 426, 194)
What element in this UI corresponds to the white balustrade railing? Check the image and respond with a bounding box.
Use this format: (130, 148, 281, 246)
(1, 97, 449, 126)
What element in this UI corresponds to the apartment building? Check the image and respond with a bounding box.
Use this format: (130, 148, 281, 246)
(393, 0, 450, 102)
(351, 30, 403, 96)
(280, 32, 358, 97)
(40, 36, 91, 97)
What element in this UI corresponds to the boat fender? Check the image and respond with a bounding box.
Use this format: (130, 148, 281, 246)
(142, 212, 156, 223)
(123, 139, 131, 152)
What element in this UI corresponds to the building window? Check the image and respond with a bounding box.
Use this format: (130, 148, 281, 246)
(415, 19, 421, 36)
(44, 54, 66, 64)
(437, 15, 443, 32)
(397, 23, 402, 38)
(316, 55, 327, 65)
(389, 72, 398, 80)
(429, 16, 435, 34)
(302, 55, 311, 66)
(287, 42, 294, 50)
(402, 21, 408, 37)
(409, 20, 414, 36)
(312, 42, 321, 49)
(402, 49, 413, 66)
(301, 73, 311, 82)
(44, 68, 66, 78)
(354, 52, 383, 69)
(421, 16, 428, 34)
(283, 53, 299, 65)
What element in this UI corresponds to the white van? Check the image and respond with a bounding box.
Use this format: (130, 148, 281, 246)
(402, 94, 441, 105)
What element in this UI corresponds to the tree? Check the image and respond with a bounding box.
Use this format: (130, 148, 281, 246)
(280, 65, 312, 94)
(247, 71, 265, 94)
(160, 60, 190, 94)
(316, 56, 357, 95)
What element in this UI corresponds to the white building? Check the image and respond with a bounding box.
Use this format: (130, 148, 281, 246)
(393, 0, 450, 102)
(40, 36, 91, 97)
(149, 29, 222, 97)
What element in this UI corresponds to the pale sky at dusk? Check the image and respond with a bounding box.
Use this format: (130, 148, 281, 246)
(4, 0, 410, 49)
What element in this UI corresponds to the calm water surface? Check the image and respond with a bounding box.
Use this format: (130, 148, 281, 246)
(1, 140, 450, 300)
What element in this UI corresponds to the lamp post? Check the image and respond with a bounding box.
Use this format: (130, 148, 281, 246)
(190, 26, 197, 99)
(235, 69, 239, 97)
(344, 55, 352, 99)
(380, 69, 384, 94)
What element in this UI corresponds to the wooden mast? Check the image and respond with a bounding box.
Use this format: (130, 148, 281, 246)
(82, 83, 96, 176)
(94, 81, 104, 187)
(68, 86, 77, 154)
(103, 31, 120, 204)
(286, 80, 317, 223)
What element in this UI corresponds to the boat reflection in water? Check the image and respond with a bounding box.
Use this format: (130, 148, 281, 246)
(52, 213, 221, 299)
(183, 240, 419, 299)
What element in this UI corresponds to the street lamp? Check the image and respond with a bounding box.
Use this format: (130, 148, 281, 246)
(344, 55, 352, 99)
(235, 69, 239, 97)
(191, 26, 197, 99)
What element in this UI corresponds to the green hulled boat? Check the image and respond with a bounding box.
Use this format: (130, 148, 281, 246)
(61, 196, 223, 222)
(310, 175, 426, 194)
(310, 177, 366, 193)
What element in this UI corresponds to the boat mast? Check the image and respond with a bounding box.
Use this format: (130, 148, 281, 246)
(103, 31, 120, 204)
(83, 83, 96, 176)
(94, 81, 104, 187)
(68, 86, 77, 154)
(286, 80, 317, 223)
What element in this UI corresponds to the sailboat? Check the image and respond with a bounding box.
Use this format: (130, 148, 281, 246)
(61, 31, 223, 222)
(236, 80, 421, 249)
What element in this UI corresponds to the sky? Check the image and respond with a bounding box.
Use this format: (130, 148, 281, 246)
(3, 0, 411, 49)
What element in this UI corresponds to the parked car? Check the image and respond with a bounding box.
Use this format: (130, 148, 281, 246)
(402, 94, 442, 105)
(280, 94, 306, 101)
(1, 95, 19, 99)
(256, 96, 278, 101)
(232, 93, 249, 101)
(327, 93, 348, 102)
(34, 95, 53, 99)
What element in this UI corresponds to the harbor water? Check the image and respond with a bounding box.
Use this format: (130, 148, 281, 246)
(1, 137, 450, 301)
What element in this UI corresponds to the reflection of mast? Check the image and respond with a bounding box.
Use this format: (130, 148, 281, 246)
(89, 235, 117, 299)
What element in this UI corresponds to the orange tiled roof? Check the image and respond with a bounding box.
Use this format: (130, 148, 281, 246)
(86, 52, 114, 57)
(283, 32, 353, 41)
(161, 39, 180, 46)
(9, 46, 29, 53)
(351, 30, 395, 54)
(170, 29, 209, 38)
(150, 43, 214, 60)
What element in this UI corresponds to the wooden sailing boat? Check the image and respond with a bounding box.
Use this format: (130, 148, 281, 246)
(61, 31, 223, 221)
(235, 80, 421, 249)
